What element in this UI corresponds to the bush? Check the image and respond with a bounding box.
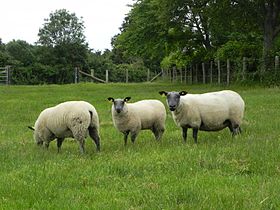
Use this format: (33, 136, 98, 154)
(109, 62, 149, 82)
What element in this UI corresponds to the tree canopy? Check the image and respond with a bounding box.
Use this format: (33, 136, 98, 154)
(113, 0, 280, 73)
(0, 2, 280, 85)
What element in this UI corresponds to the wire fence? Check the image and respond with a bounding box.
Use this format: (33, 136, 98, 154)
(161, 56, 279, 85)
(2, 56, 279, 85)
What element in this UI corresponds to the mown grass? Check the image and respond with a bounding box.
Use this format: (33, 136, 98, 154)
(0, 82, 280, 209)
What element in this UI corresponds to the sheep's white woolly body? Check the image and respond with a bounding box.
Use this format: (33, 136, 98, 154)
(111, 100, 166, 143)
(34, 101, 100, 153)
(172, 90, 244, 131)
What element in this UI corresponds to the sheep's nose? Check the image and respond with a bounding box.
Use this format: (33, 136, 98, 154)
(116, 109, 121, 113)
(169, 105, 176, 111)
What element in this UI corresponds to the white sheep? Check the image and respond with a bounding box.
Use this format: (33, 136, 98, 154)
(107, 97, 166, 145)
(159, 90, 245, 143)
(29, 101, 100, 153)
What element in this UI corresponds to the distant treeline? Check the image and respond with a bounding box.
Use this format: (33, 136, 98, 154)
(1, 1, 280, 85)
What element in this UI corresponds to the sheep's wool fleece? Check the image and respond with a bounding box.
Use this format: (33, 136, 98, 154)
(173, 90, 245, 130)
(35, 101, 99, 138)
(112, 100, 166, 132)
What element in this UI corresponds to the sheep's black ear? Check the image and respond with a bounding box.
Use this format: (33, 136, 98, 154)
(107, 97, 114, 102)
(179, 91, 188, 96)
(159, 91, 168, 97)
(124, 97, 131, 102)
(28, 126, 35, 131)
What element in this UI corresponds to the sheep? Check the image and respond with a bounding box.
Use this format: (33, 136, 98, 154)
(107, 97, 166, 145)
(29, 101, 100, 153)
(159, 90, 245, 143)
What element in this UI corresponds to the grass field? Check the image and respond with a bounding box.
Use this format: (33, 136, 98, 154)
(0, 82, 280, 209)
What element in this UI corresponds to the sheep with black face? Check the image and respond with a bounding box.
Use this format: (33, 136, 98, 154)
(108, 97, 166, 145)
(159, 90, 245, 143)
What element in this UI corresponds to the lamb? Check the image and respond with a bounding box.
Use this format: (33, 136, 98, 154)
(29, 101, 100, 153)
(159, 90, 245, 143)
(107, 97, 166, 145)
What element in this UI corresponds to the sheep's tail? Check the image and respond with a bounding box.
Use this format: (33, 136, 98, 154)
(88, 108, 99, 130)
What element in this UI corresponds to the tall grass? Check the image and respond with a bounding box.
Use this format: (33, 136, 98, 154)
(0, 83, 279, 209)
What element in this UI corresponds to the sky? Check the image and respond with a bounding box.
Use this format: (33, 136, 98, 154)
(0, 0, 134, 51)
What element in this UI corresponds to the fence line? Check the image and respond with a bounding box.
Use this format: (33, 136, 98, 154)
(161, 56, 280, 85)
(0, 66, 11, 85)
(75, 56, 280, 84)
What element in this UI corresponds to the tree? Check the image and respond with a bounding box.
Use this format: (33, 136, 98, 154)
(261, 0, 280, 70)
(0, 39, 10, 66)
(38, 9, 87, 47)
(112, 0, 168, 70)
(5, 40, 35, 66)
(37, 9, 89, 83)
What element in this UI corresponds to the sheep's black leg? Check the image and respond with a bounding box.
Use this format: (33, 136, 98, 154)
(123, 131, 129, 146)
(193, 128, 198, 144)
(131, 131, 138, 144)
(152, 126, 162, 141)
(57, 138, 64, 153)
(44, 141, 50, 149)
(228, 124, 235, 137)
(78, 139, 85, 154)
(154, 128, 164, 141)
(238, 126, 242, 134)
(89, 127, 101, 151)
(228, 121, 241, 137)
(182, 127, 188, 143)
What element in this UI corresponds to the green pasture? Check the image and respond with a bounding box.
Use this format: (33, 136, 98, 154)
(0, 83, 279, 209)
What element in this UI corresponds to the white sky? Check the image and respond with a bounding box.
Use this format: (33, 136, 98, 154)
(0, 0, 134, 51)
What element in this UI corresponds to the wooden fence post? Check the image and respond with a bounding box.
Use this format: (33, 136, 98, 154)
(172, 66, 176, 83)
(202, 62, 206, 84)
(217, 60, 221, 84)
(227, 59, 230, 86)
(195, 64, 198, 83)
(210, 61, 213, 84)
(105, 70, 109, 83)
(189, 66, 192, 85)
(6, 66, 10, 85)
(242, 57, 246, 81)
(74, 67, 79, 84)
(180, 68, 183, 83)
(91, 69, 94, 82)
(184, 67, 187, 83)
(126, 68, 128, 83)
(275, 55, 279, 75)
(147, 69, 150, 82)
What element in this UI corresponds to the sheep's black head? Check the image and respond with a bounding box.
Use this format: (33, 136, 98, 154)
(108, 97, 131, 114)
(28, 126, 43, 146)
(159, 91, 187, 111)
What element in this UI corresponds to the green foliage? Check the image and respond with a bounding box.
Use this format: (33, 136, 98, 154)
(2, 1, 280, 84)
(5, 40, 35, 66)
(111, 61, 149, 82)
(0, 83, 280, 209)
(35, 9, 89, 84)
(37, 9, 86, 47)
(216, 33, 262, 61)
(111, 0, 279, 81)
(0, 40, 11, 66)
(112, 0, 167, 70)
(161, 51, 190, 69)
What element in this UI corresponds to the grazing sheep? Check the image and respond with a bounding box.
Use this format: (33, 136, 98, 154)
(159, 90, 245, 143)
(29, 101, 100, 153)
(107, 97, 166, 145)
